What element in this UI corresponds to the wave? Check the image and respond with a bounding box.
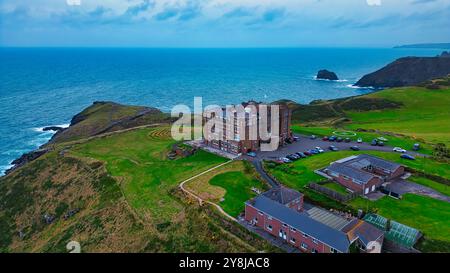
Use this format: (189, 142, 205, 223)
(346, 84, 377, 90)
(32, 123, 70, 133)
(0, 163, 14, 176)
(313, 76, 349, 82)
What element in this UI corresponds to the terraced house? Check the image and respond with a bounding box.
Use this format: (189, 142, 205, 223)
(324, 154, 405, 195)
(245, 187, 384, 253)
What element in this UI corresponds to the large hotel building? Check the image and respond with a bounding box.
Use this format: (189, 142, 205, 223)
(203, 101, 292, 155)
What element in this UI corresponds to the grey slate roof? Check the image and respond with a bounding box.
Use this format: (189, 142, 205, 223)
(357, 154, 401, 172)
(248, 195, 350, 253)
(327, 163, 375, 184)
(262, 186, 302, 205)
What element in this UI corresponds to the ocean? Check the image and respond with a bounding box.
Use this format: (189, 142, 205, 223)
(0, 47, 444, 175)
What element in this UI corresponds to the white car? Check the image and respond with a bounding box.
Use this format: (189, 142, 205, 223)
(357, 138, 363, 143)
(315, 147, 324, 153)
(393, 147, 407, 153)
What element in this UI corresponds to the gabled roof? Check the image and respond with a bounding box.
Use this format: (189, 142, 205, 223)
(327, 164, 375, 184)
(348, 154, 401, 173)
(344, 220, 384, 246)
(247, 195, 350, 253)
(262, 186, 302, 205)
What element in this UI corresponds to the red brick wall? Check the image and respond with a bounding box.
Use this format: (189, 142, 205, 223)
(245, 203, 337, 253)
(333, 175, 382, 195)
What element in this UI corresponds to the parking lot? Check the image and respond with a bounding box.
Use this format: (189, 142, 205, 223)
(248, 134, 395, 161)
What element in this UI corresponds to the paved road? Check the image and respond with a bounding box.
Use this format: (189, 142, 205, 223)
(387, 179, 450, 203)
(250, 134, 425, 161)
(252, 160, 279, 188)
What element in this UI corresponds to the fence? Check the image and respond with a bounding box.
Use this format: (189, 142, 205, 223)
(308, 182, 360, 202)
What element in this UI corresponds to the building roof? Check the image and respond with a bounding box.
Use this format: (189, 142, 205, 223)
(327, 164, 375, 184)
(344, 221, 384, 246)
(247, 195, 350, 253)
(306, 207, 356, 231)
(262, 186, 302, 205)
(327, 154, 402, 184)
(347, 154, 401, 173)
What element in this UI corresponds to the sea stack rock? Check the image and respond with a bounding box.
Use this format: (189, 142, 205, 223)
(317, 69, 339, 81)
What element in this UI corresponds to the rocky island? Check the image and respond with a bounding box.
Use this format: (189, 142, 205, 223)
(316, 69, 339, 81)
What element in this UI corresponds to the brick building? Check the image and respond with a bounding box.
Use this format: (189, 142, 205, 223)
(203, 101, 292, 155)
(324, 154, 405, 195)
(245, 187, 384, 253)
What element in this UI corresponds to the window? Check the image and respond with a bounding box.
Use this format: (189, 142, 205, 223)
(266, 225, 272, 231)
(258, 211, 263, 216)
(313, 239, 318, 244)
(330, 248, 338, 253)
(267, 216, 273, 220)
(302, 233, 309, 238)
(282, 223, 287, 227)
(254, 218, 258, 223)
(290, 227, 297, 232)
(290, 238, 296, 244)
(312, 248, 318, 253)
(301, 243, 308, 250)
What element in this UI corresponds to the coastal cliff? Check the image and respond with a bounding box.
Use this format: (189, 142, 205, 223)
(355, 52, 450, 88)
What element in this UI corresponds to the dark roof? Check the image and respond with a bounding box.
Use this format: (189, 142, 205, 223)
(247, 195, 350, 253)
(353, 222, 384, 246)
(262, 186, 302, 205)
(327, 164, 375, 184)
(347, 154, 401, 173)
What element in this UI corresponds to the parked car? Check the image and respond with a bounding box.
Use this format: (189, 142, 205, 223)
(315, 147, 324, 153)
(336, 137, 343, 142)
(286, 155, 297, 161)
(296, 152, 307, 158)
(293, 136, 300, 142)
(357, 138, 363, 143)
(401, 154, 415, 160)
(413, 143, 420, 151)
(378, 137, 388, 142)
(371, 139, 378, 146)
(291, 154, 300, 159)
(377, 141, 385, 147)
(322, 136, 329, 141)
(350, 146, 360, 151)
(393, 147, 407, 153)
(329, 145, 339, 151)
(309, 149, 319, 155)
(329, 136, 337, 142)
(310, 135, 317, 140)
(344, 138, 351, 143)
(304, 151, 312, 156)
(247, 152, 257, 157)
(281, 157, 292, 163)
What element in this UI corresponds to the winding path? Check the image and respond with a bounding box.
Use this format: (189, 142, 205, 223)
(178, 160, 237, 222)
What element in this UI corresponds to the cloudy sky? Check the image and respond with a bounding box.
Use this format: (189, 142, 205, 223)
(0, 0, 449, 47)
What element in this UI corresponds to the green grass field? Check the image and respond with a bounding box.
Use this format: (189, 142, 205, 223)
(350, 194, 450, 243)
(210, 171, 266, 217)
(71, 127, 228, 222)
(321, 182, 349, 194)
(346, 87, 450, 145)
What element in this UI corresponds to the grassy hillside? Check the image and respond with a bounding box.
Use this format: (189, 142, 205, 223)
(288, 79, 450, 147)
(0, 126, 277, 253)
(49, 101, 172, 144)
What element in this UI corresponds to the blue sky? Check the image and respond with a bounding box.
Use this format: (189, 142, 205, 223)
(0, 0, 449, 47)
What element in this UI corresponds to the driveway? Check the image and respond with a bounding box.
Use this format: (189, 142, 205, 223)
(386, 179, 450, 203)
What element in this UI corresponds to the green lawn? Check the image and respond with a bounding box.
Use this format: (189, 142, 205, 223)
(322, 182, 349, 194)
(346, 87, 450, 145)
(209, 171, 266, 217)
(350, 194, 450, 243)
(408, 176, 450, 197)
(71, 127, 228, 221)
